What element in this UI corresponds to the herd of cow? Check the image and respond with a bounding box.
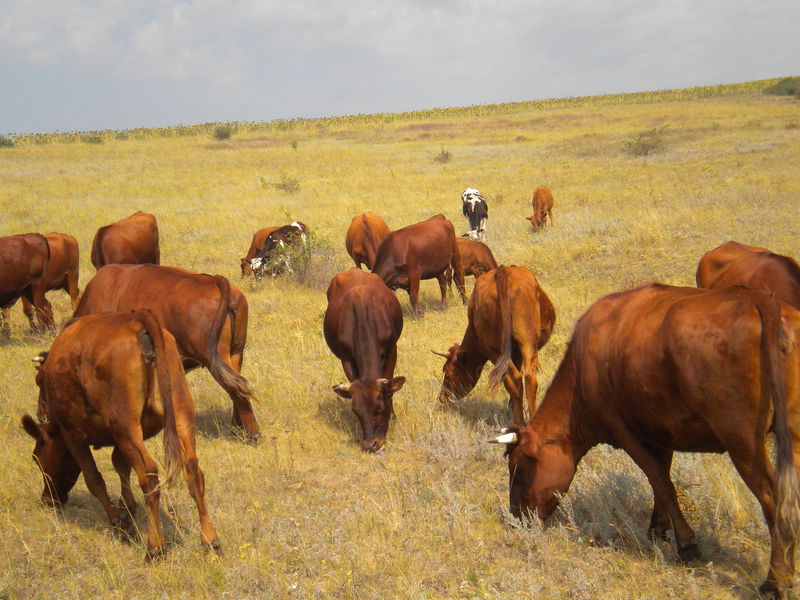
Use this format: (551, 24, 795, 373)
(2, 186, 800, 597)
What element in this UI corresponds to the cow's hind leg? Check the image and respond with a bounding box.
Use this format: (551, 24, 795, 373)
(21, 297, 37, 331)
(647, 447, 674, 541)
(436, 272, 449, 309)
(111, 446, 138, 520)
(216, 319, 259, 440)
(1, 306, 12, 338)
(502, 361, 525, 425)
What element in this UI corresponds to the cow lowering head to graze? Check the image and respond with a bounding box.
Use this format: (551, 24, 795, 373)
(345, 212, 390, 271)
(489, 283, 800, 598)
(461, 188, 488, 241)
(0, 233, 55, 337)
(526, 185, 554, 232)
(445, 237, 498, 294)
(90, 211, 160, 269)
(240, 226, 280, 277)
(324, 268, 406, 452)
(3, 232, 81, 333)
(372, 214, 467, 317)
(434, 265, 555, 424)
(22, 311, 220, 559)
(249, 221, 309, 280)
(73, 263, 259, 441)
(696, 241, 800, 310)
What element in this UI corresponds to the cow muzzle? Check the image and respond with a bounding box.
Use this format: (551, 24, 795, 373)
(360, 438, 385, 453)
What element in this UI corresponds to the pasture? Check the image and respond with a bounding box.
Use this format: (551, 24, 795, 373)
(2, 80, 800, 599)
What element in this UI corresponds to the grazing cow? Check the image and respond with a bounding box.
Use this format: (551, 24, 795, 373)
(461, 188, 488, 241)
(21, 311, 220, 559)
(372, 214, 467, 317)
(73, 264, 258, 440)
(91, 211, 160, 269)
(490, 283, 800, 598)
(324, 268, 406, 452)
(0, 233, 55, 336)
(445, 237, 498, 292)
(345, 212, 390, 271)
(5, 233, 81, 332)
(696, 241, 800, 310)
(434, 266, 555, 424)
(526, 185, 554, 232)
(249, 221, 309, 280)
(240, 227, 280, 277)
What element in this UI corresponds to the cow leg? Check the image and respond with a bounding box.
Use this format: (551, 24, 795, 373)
(60, 436, 132, 535)
(647, 447, 674, 541)
(548, 208, 554, 227)
(724, 434, 793, 597)
(67, 274, 81, 311)
(503, 362, 525, 425)
(111, 446, 138, 518)
(341, 360, 358, 381)
(436, 272, 449, 309)
(408, 269, 422, 317)
(20, 297, 37, 331)
(609, 426, 699, 562)
(520, 349, 540, 421)
(1, 306, 11, 338)
(216, 321, 259, 440)
(170, 395, 221, 552)
(382, 346, 398, 379)
(25, 285, 54, 333)
(114, 433, 165, 559)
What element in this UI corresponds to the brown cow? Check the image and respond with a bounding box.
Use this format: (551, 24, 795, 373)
(434, 266, 555, 424)
(249, 221, 309, 279)
(526, 185, 554, 232)
(697, 241, 800, 310)
(345, 212, 390, 271)
(446, 237, 498, 292)
(91, 211, 160, 269)
(372, 214, 466, 317)
(73, 264, 258, 440)
(21, 311, 220, 559)
(490, 283, 800, 598)
(5, 233, 81, 331)
(0, 233, 55, 336)
(240, 226, 280, 277)
(324, 268, 406, 452)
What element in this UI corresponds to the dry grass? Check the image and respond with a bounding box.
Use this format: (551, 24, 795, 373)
(1, 83, 799, 599)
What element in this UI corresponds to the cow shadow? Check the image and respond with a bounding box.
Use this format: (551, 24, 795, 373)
(193, 404, 250, 442)
(443, 393, 517, 428)
(316, 395, 361, 445)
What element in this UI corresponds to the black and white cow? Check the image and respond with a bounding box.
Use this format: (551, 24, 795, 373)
(461, 188, 488, 242)
(249, 221, 309, 280)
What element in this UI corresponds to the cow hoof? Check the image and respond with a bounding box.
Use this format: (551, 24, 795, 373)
(205, 538, 223, 556)
(118, 497, 138, 517)
(144, 546, 166, 562)
(676, 542, 701, 563)
(111, 513, 136, 540)
(757, 580, 783, 600)
(647, 525, 670, 542)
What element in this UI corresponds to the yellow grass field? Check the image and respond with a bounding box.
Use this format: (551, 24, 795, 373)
(1, 79, 799, 599)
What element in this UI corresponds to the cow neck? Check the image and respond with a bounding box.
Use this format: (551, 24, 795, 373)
(528, 349, 596, 464)
(457, 324, 488, 383)
(351, 305, 384, 381)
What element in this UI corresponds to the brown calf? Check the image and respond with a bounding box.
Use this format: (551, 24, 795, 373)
(21, 311, 220, 559)
(0, 233, 55, 336)
(526, 185, 554, 232)
(345, 212, 390, 271)
(91, 211, 160, 269)
(240, 226, 280, 277)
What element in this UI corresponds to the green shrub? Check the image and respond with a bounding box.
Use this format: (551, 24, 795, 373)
(272, 173, 301, 193)
(256, 231, 337, 289)
(764, 77, 800, 97)
(0, 136, 14, 148)
(624, 126, 668, 157)
(433, 147, 452, 163)
(213, 124, 233, 140)
(80, 135, 103, 144)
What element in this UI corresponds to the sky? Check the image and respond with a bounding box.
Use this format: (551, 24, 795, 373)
(1, 0, 798, 134)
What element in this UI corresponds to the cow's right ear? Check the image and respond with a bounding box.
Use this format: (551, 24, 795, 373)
(21, 415, 44, 441)
(332, 383, 352, 399)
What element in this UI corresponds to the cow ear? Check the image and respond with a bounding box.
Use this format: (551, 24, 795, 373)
(21, 415, 44, 441)
(383, 376, 406, 394)
(332, 384, 352, 399)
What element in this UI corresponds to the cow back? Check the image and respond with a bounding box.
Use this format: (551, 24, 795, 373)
(373, 215, 457, 282)
(91, 211, 160, 269)
(0, 233, 50, 306)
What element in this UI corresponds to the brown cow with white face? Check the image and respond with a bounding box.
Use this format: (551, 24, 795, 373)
(240, 226, 280, 277)
(696, 241, 800, 310)
(372, 214, 466, 317)
(0, 233, 55, 336)
(91, 211, 160, 269)
(345, 212, 390, 271)
(491, 283, 800, 598)
(324, 268, 406, 452)
(526, 185, 554, 232)
(249, 221, 309, 280)
(434, 265, 555, 424)
(22, 311, 220, 559)
(73, 264, 258, 440)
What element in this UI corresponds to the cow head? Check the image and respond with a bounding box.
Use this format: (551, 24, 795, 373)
(490, 425, 576, 522)
(240, 257, 251, 277)
(249, 257, 266, 280)
(432, 344, 484, 403)
(332, 376, 406, 452)
(461, 188, 481, 204)
(21, 415, 81, 507)
(526, 215, 542, 232)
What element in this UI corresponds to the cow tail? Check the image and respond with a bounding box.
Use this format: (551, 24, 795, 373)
(208, 276, 255, 404)
(488, 266, 513, 393)
(134, 310, 181, 488)
(756, 293, 800, 556)
(362, 214, 378, 269)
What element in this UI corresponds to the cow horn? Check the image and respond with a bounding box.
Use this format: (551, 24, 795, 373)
(489, 431, 519, 444)
(333, 383, 351, 393)
(32, 355, 45, 364)
(431, 350, 451, 358)
(377, 378, 389, 386)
